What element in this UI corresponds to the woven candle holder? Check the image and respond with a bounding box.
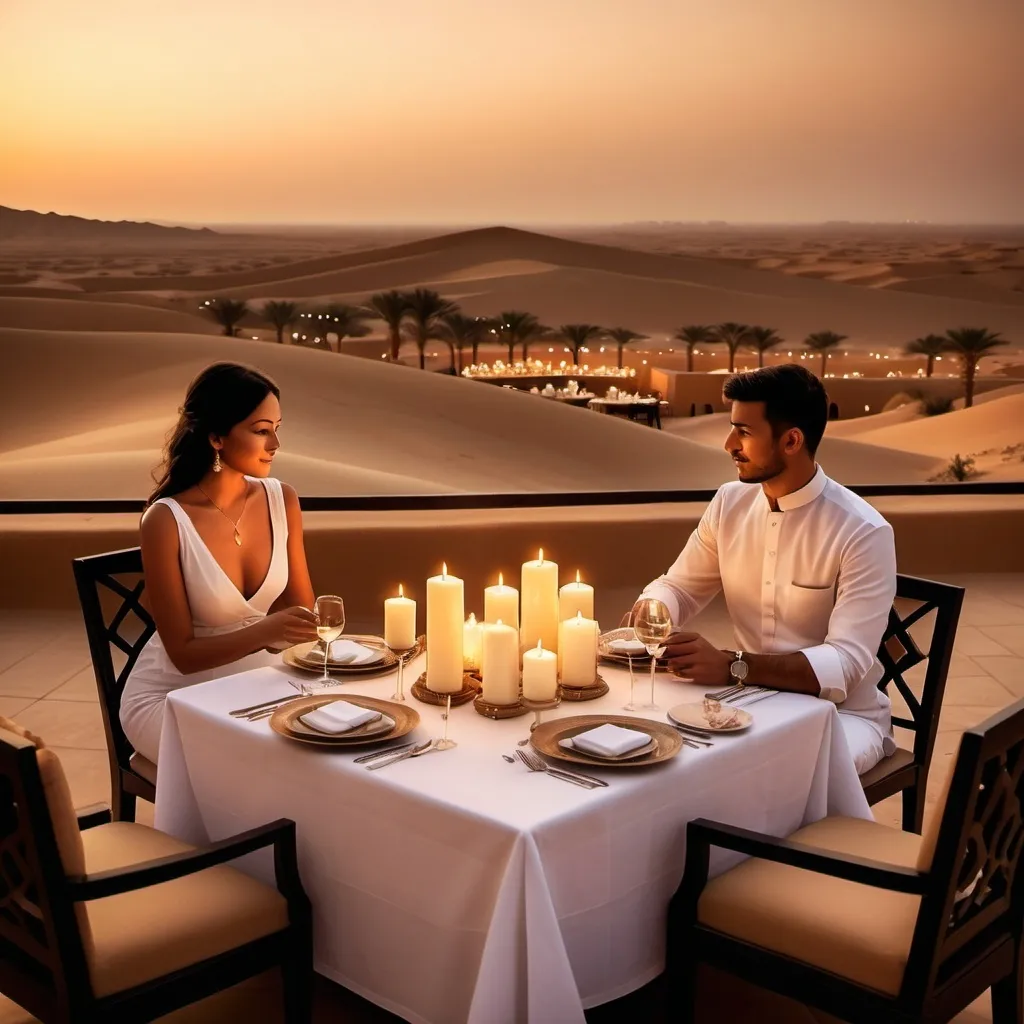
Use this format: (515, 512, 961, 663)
(557, 673, 609, 702)
(411, 672, 479, 707)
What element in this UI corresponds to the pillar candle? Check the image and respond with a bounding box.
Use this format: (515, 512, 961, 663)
(484, 572, 519, 629)
(520, 548, 559, 652)
(522, 640, 558, 702)
(383, 584, 416, 650)
(560, 611, 598, 687)
(463, 613, 482, 672)
(558, 570, 594, 624)
(426, 563, 464, 693)
(481, 620, 520, 705)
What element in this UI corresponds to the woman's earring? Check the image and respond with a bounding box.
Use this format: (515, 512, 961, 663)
(213, 450, 222, 473)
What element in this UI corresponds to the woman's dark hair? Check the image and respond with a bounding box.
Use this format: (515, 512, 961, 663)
(148, 363, 280, 504)
(722, 364, 828, 455)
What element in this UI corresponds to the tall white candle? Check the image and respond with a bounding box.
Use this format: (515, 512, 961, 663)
(463, 613, 482, 672)
(384, 584, 416, 650)
(522, 640, 558, 702)
(521, 548, 559, 652)
(426, 563, 464, 693)
(481, 619, 520, 705)
(484, 572, 519, 628)
(559, 570, 595, 624)
(560, 611, 598, 687)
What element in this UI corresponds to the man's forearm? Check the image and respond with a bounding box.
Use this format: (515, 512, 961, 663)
(736, 651, 821, 697)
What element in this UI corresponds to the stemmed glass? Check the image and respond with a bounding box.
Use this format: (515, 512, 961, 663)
(631, 598, 672, 711)
(435, 694, 457, 751)
(312, 595, 345, 692)
(388, 642, 413, 702)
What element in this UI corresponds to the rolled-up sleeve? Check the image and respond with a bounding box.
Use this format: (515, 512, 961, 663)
(640, 490, 724, 625)
(802, 523, 897, 703)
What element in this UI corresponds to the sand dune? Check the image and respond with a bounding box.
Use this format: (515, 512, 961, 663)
(0, 296, 215, 334)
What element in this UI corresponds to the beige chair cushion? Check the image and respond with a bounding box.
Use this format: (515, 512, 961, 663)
(129, 751, 158, 785)
(698, 816, 923, 996)
(916, 745, 959, 873)
(81, 822, 289, 998)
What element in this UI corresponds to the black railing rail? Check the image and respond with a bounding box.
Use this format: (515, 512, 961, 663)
(1, 481, 1022, 516)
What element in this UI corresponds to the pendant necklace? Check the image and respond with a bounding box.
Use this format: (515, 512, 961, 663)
(197, 482, 250, 546)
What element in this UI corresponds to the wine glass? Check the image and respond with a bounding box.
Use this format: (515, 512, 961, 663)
(313, 595, 345, 692)
(631, 598, 672, 710)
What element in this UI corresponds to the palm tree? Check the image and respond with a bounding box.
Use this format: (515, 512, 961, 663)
(494, 311, 543, 362)
(261, 300, 299, 344)
(944, 327, 1008, 408)
(437, 312, 485, 374)
(204, 298, 249, 337)
(746, 326, 784, 368)
(605, 327, 647, 369)
(804, 330, 847, 378)
(318, 303, 371, 352)
(404, 288, 459, 370)
(366, 290, 412, 362)
(674, 325, 717, 373)
(560, 324, 604, 365)
(714, 322, 752, 373)
(903, 334, 947, 378)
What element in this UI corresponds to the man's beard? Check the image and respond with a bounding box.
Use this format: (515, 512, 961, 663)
(733, 452, 787, 485)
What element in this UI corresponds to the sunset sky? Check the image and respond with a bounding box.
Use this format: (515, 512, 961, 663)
(2, 0, 1022, 226)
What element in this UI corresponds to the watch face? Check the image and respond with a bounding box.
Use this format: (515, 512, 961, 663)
(730, 659, 749, 681)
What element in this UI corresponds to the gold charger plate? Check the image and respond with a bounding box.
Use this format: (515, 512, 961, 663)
(668, 701, 753, 733)
(598, 628, 670, 668)
(270, 695, 420, 748)
(531, 714, 682, 768)
(283, 635, 425, 676)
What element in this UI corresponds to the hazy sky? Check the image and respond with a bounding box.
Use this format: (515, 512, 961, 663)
(2, 0, 1022, 226)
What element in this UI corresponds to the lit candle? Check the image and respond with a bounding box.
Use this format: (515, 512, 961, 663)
(522, 640, 558, 702)
(484, 572, 519, 628)
(426, 563, 464, 693)
(560, 611, 598, 687)
(521, 548, 559, 652)
(384, 584, 417, 650)
(481, 619, 520, 705)
(463, 613, 482, 672)
(558, 570, 595, 624)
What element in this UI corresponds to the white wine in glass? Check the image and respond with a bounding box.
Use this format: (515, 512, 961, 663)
(313, 595, 346, 690)
(632, 598, 672, 710)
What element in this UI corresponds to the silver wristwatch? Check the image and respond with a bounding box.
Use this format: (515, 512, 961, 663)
(729, 650, 749, 684)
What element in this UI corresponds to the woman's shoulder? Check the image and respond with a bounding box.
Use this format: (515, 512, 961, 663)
(140, 499, 180, 543)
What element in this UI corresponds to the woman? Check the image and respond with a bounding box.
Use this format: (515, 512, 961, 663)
(121, 362, 318, 764)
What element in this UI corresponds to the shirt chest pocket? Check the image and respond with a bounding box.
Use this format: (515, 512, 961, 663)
(787, 582, 835, 641)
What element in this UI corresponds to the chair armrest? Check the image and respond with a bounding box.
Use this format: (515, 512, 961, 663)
(65, 818, 296, 901)
(688, 818, 927, 895)
(76, 804, 112, 830)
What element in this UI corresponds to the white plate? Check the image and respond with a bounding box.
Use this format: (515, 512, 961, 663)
(668, 701, 752, 733)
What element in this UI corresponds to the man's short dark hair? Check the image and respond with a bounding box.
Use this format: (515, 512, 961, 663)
(722, 364, 828, 455)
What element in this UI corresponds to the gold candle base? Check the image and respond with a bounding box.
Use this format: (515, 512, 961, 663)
(411, 672, 479, 707)
(473, 694, 529, 719)
(558, 673, 609, 702)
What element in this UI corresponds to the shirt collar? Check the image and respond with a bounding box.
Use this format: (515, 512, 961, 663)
(771, 465, 828, 512)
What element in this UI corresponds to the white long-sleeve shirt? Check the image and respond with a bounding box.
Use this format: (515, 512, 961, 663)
(642, 466, 896, 751)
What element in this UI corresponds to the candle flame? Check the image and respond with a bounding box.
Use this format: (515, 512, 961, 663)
(398, 583, 404, 598)
(538, 547, 544, 562)
(536, 639, 542, 651)
(467, 612, 477, 626)
(576, 610, 583, 621)
(575, 569, 581, 584)
(498, 571, 503, 587)
(496, 618, 503, 626)
(442, 562, 447, 578)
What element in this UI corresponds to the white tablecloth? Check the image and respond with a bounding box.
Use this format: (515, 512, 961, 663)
(155, 658, 870, 1024)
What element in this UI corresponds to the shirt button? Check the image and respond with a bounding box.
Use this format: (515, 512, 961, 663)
(765, 580, 772, 585)
(771, 522, 778, 527)
(769, 551, 776, 557)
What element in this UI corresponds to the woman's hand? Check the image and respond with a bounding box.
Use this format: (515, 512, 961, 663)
(259, 606, 318, 648)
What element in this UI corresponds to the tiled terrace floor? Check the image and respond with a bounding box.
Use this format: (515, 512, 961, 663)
(1, 572, 1021, 1022)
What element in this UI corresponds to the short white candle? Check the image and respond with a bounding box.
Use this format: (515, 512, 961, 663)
(384, 584, 416, 650)
(481, 619, 520, 705)
(484, 572, 519, 629)
(426, 563, 464, 693)
(558, 570, 595, 624)
(522, 640, 558, 702)
(463, 613, 482, 672)
(521, 548, 559, 652)
(560, 611, 598, 687)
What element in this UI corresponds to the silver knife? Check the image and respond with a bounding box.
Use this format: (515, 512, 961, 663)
(353, 742, 415, 764)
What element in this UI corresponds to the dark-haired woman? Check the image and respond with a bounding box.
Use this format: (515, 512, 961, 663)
(121, 362, 317, 764)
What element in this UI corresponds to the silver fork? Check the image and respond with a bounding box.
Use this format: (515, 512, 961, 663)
(366, 740, 437, 770)
(515, 748, 607, 788)
(730, 689, 779, 707)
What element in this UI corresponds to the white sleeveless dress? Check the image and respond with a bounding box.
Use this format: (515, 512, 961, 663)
(120, 477, 290, 764)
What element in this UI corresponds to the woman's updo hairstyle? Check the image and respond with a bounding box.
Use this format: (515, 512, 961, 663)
(148, 362, 280, 504)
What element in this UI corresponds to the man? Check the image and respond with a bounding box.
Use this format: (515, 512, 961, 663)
(635, 363, 896, 775)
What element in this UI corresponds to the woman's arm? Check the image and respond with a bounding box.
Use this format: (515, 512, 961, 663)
(141, 504, 313, 674)
(269, 482, 316, 611)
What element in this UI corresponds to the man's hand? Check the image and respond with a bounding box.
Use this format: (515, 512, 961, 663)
(664, 631, 732, 686)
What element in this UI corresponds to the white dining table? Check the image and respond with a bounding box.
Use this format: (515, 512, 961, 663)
(155, 654, 871, 1024)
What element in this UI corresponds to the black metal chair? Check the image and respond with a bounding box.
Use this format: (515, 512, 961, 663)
(0, 725, 312, 1023)
(863, 574, 965, 832)
(669, 696, 1024, 1024)
(72, 548, 156, 821)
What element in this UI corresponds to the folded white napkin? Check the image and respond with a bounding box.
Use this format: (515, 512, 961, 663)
(299, 701, 382, 735)
(608, 638, 646, 655)
(570, 724, 650, 757)
(325, 640, 381, 666)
